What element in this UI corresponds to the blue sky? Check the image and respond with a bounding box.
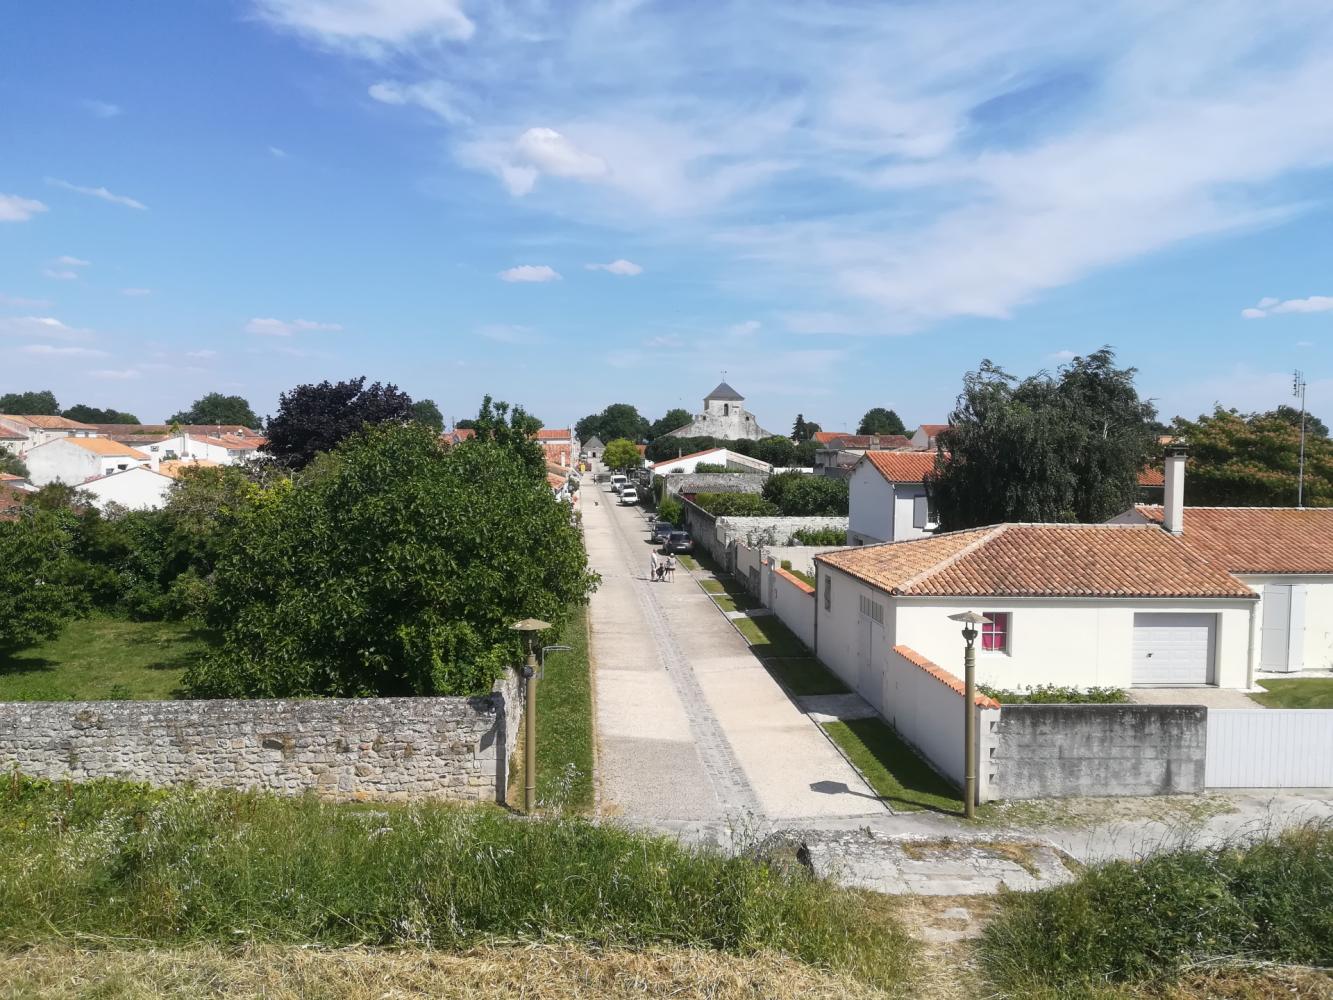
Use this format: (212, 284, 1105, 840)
(2, 1, 1331, 432)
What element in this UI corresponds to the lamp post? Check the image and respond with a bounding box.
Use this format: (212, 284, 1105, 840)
(948, 610, 991, 820)
(510, 618, 551, 814)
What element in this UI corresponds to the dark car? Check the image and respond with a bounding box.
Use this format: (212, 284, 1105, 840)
(650, 521, 675, 543)
(664, 531, 694, 554)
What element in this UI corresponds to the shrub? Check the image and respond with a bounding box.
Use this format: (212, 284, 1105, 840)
(762, 472, 848, 516)
(658, 497, 684, 526)
(977, 684, 1128, 704)
(693, 493, 777, 516)
(790, 526, 847, 546)
(0, 509, 82, 649)
(693, 462, 731, 473)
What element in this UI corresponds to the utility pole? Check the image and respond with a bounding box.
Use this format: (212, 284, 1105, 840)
(1293, 370, 1307, 508)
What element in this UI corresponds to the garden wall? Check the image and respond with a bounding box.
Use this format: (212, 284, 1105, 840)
(991, 703, 1207, 799)
(768, 566, 817, 650)
(0, 671, 524, 803)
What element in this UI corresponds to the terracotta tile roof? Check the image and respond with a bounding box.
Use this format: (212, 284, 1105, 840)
(535, 428, 572, 441)
(0, 414, 98, 430)
(546, 472, 568, 488)
(812, 431, 840, 444)
(1131, 506, 1333, 575)
(158, 458, 222, 479)
(895, 645, 1001, 708)
(1137, 467, 1165, 487)
(817, 433, 912, 450)
(441, 428, 476, 445)
(862, 451, 939, 483)
(65, 437, 150, 459)
(0, 425, 26, 440)
(916, 423, 950, 436)
(86, 423, 261, 438)
(816, 523, 1255, 599)
(0, 473, 21, 482)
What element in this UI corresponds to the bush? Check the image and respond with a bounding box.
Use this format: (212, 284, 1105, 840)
(762, 472, 848, 516)
(184, 423, 596, 698)
(0, 509, 83, 649)
(982, 824, 1333, 991)
(693, 492, 777, 516)
(977, 684, 1128, 704)
(0, 777, 914, 990)
(658, 497, 684, 526)
(693, 462, 730, 473)
(790, 526, 847, 546)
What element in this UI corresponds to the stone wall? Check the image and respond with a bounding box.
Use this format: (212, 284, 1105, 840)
(991, 704, 1207, 799)
(0, 671, 524, 803)
(662, 472, 769, 499)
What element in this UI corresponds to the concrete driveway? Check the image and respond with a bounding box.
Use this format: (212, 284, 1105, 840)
(584, 481, 883, 826)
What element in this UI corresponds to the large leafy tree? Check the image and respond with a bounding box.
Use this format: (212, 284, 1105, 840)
(168, 392, 262, 428)
(0, 509, 82, 649)
(1171, 407, 1332, 507)
(754, 435, 797, 467)
(0, 390, 58, 415)
(857, 407, 906, 436)
(602, 438, 643, 470)
(464, 395, 545, 478)
(409, 398, 445, 431)
(184, 423, 595, 698)
(762, 470, 849, 515)
(576, 403, 650, 444)
(649, 408, 693, 440)
(928, 349, 1158, 530)
(61, 404, 140, 424)
(265, 377, 412, 469)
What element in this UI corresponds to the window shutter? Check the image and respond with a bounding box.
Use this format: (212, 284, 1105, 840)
(912, 494, 929, 528)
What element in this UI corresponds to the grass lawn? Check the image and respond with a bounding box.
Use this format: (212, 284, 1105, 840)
(1253, 678, 1333, 708)
(764, 656, 849, 697)
(822, 718, 963, 814)
(0, 614, 212, 701)
(733, 615, 810, 659)
(527, 605, 595, 813)
(699, 578, 761, 614)
(677, 554, 699, 571)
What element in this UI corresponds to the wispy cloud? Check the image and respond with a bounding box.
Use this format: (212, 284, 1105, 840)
(498, 264, 560, 283)
(369, 79, 469, 124)
(245, 316, 343, 336)
(268, 145, 290, 159)
(46, 177, 147, 210)
(121, 287, 152, 297)
(21, 344, 107, 357)
(251, 0, 474, 56)
(586, 259, 643, 276)
(186, 349, 219, 359)
(727, 320, 761, 337)
(42, 270, 79, 281)
(1241, 295, 1333, 319)
(478, 323, 540, 344)
(0, 315, 92, 340)
(0, 193, 47, 222)
(54, 255, 90, 267)
(88, 368, 141, 380)
(0, 293, 51, 308)
(82, 99, 122, 119)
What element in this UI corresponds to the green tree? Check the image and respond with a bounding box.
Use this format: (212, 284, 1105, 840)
(649, 407, 693, 440)
(576, 404, 650, 445)
(792, 414, 809, 441)
(762, 470, 849, 515)
(0, 509, 82, 649)
(409, 398, 445, 431)
(1, 452, 27, 478)
(602, 438, 644, 470)
(928, 349, 1158, 530)
(1265, 404, 1329, 439)
(1171, 407, 1332, 507)
(61, 404, 141, 424)
(857, 407, 906, 436)
(464, 395, 545, 478)
(0, 390, 58, 415)
(167, 392, 261, 428)
(265, 377, 413, 469)
(754, 435, 797, 467)
(693, 493, 778, 516)
(183, 423, 596, 698)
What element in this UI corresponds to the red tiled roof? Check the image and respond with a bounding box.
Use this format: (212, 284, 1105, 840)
(1137, 467, 1165, 487)
(0, 414, 98, 430)
(812, 431, 839, 444)
(816, 523, 1255, 599)
(818, 433, 912, 450)
(895, 645, 1001, 708)
(62, 438, 150, 459)
(1131, 505, 1333, 575)
(535, 428, 571, 442)
(917, 423, 950, 436)
(442, 428, 476, 445)
(862, 451, 938, 483)
(0, 425, 25, 440)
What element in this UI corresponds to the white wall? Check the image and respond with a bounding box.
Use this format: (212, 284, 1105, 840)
(768, 566, 817, 649)
(81, 467, 173, 511)
(815, 564, 896, 700)
(1240, 574, 1333, 672)
(23, 439, 127, 486)
(892, 484, 934, 541)
(144, 434, 244, 467)
(847, 460, 893, 544)
(764, 544, 842, 576)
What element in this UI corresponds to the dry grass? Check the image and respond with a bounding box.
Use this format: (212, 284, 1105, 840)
(0, 943, 895, 1000)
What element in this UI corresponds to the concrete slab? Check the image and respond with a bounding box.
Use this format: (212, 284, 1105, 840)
(798, 693, 880, 723)
(1127, 687, 1259, 708)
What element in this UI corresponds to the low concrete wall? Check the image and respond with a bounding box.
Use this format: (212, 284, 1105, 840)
(0, 672, 524, 803)
(662, 472, 768, 499)
(769, 567, 817, 649)
(992, 704, 1207, 799)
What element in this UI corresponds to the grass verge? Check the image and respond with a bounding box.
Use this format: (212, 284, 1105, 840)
(0, 777, 914, 991)
(1253, 678, 1333, 709)
(822, 718, 963, 814)
(735, 615, 812, 658)
(0, 614, 212, 701)
(765, 657, 849, 697)
(528, 605, 594, 813)
(981, 823, 1333, 995)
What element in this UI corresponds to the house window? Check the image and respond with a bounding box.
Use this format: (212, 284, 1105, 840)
(824, 576, 832, 610)
(981, 612, 1010, 653)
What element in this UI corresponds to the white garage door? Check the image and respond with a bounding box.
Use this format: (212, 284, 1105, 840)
(1132, 613, 1215, 686)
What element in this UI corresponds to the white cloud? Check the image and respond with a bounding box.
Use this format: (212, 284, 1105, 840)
(586, 258, 643, 276)
(0, 315, 93, 342)
(478, 323, 539, 344)
(1049, 349, 1077, 361)
(186, 349, 219, 359)
(121, 288, 152, 297)
(1241, 294, 1333, 318)
(245, 316, 344, 336)
(269, 145, 290, 159)
(46, 178, 147, 210)
(0, 293, 50, 308)
(251, 0, 474, 55)
(727, 320, 761, 336)
(0, 193, 47, 222)
(642, 334, 684, 349)
(82, 99, 122, 118)
(498, 264, 560, 283)
(88, 368, 141, 380)
(468, 128, 609, 197)
(21, 344, 107, 357)
(42, 269, 79, 281)
(369, 80, 469, 124)
(55, 256, 90, 267)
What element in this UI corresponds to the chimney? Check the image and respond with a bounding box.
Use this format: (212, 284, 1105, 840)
(1163, 445, 1186, 535)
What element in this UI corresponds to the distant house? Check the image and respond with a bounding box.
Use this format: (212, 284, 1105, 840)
(0, 414, 100, 454)
(649, 447, 770, 478)
(0, 423, 28, 456)
(79, 465, 175, 511)
(23, 437, 151, 487)
(141, 433, 261, 467)
(909, 423, 950, 451)
(581, 435, 605, 462)
(846, 451, 939, 545)
(441, 427, 476, 446)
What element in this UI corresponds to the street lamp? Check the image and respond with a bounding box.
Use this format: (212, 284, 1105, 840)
(948, 610, 991, 820)
(510, 618, 551, 814)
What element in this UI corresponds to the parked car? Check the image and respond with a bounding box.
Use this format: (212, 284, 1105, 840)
(650, 521, 675, 543)
(619, 486, 639, 505)
(664, 530, 693, 554)
(609, 474, 627, 493)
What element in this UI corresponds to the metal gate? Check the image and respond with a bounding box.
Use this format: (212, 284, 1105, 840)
(1205, 709, 1333, 788)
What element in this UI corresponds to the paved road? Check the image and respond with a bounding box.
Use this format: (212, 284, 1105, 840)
(585, 480, 884, 826)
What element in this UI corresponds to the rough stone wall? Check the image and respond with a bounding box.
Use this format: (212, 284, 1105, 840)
(991, 704, 1207, 799)
(662, 473, 768, 499)
(0, 670, 524, 803)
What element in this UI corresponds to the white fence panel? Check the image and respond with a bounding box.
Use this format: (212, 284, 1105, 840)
(1205, 709, 1333, 788)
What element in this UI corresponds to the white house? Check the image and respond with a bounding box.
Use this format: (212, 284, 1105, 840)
(813, 522, 1258, 708)
(662, 382, 777, 441)
(847, 451, 938, 545)
(649, 447, 771, 478)
(908, 423, 949, 451)
(0, 414, 100, 454)
(23, 437, 151, 487)
(137, 433, 260, 467)
(1109, 450, 1333, 673)
(79, 466, 174, 511)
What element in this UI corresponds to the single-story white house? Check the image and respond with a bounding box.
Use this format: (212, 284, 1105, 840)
(847, 451, 938, 546)
(79, 465, 175, 511)
(139, 433, 260, 467)
(649, 447, 770, 478)
(23, 437, 151, 487)
(813, 521, 1258, 706)
(1108, 450, 1333, 672)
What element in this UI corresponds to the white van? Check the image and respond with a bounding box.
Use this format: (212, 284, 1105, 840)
(609, 474, 627, 493)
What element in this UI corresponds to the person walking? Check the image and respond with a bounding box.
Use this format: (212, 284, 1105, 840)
(649, 550, 660, 582)
(664, 552, 677, 582)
